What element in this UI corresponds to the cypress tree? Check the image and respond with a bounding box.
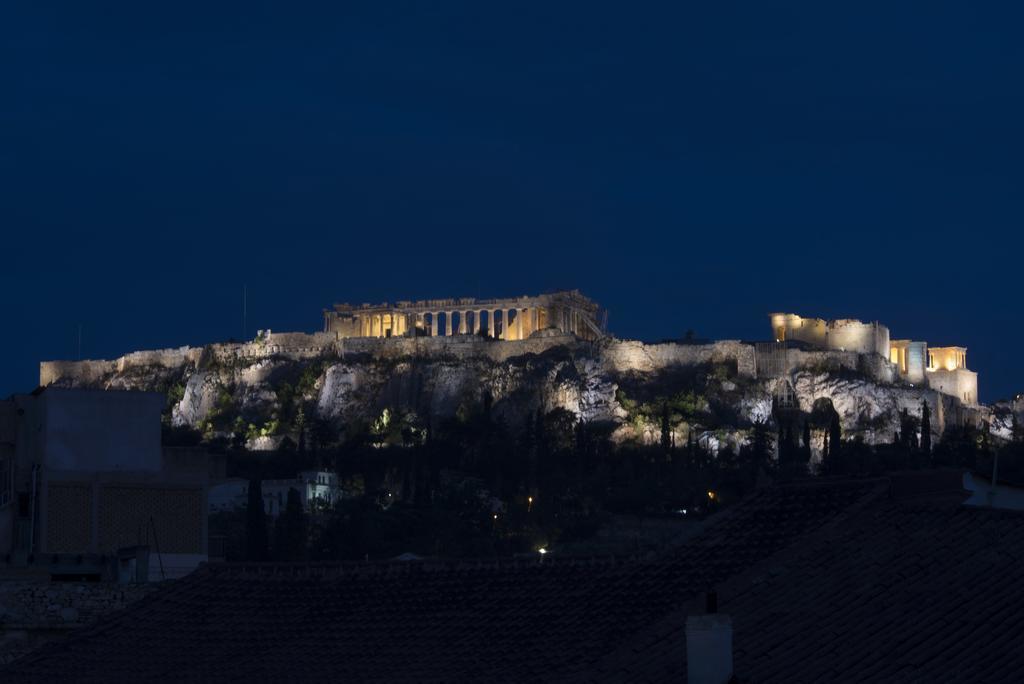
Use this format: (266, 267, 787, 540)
(660, 402, 672, 455)
(920, 400, 932, 456)
(828, 411, 842, 457)
(245, 478, 269, 561)
(274, 487, 308, 561)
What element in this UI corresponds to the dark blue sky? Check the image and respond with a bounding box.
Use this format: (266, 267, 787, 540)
(2, 3, 1021, 401)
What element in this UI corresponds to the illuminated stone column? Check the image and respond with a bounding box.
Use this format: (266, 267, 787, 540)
(493, 309, 502, 339)
(430, 313, 439, 337)
(444, 311, 452, 336)
(458, 311, 467, 335)
(473, 310, 481, 334)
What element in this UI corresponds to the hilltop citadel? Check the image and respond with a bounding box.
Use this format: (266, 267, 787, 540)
(36, 288, 995, 454)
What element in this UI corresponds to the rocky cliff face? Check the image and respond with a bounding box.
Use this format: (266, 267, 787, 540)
(41, 334, 993, 459)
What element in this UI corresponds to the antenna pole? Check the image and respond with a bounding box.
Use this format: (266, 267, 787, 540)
(243, 284, 247, 341)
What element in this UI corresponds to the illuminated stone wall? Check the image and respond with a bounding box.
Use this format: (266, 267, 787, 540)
(827, 319, 890, 356)
(769, 313, 827, 346)
(889, 340, 928, 385)
(927, 368, 978, 406)
(928, 346, 968, 372)
(769, 313, 890, 357)
(600, 340, 757, 378)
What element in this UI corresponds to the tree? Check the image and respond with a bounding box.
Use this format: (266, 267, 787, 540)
(660, 402, 672, 455)
(245, 478, 269, 561)
(802, 420, 812, 462)
(828, 411, 842, 458)
(274, 487, 308, 561)
(920, 400, 932, 457)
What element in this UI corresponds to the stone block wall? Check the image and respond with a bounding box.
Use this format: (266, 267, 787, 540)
(334, 332, 582, 364)
(0, 581, 156, 664)
(928, 368, 979, 406)
(39, 360, 115, 387)
(826, 319, 890, 357)
(600, 339, 756, 378)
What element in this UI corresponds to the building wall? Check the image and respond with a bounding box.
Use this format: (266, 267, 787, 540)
(927, 368, 978, 406)
(929, 347, 967, 372)
(769, 314, 889, 357)
(890, 340, 928, 385)
(906, 342, 927, 385)
(769, 313, 827, 347)
(599, 340, 757, 378)
(96, 486, 204, 554)
(825, 319, 890, 357)
(39, 389, 164, 473)
(2, 389, 209, 579)
(43, 484, 93, 553)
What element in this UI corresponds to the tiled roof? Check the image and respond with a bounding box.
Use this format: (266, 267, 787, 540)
(588, 475, 1024, 683)
(12, 476, 1009, 683)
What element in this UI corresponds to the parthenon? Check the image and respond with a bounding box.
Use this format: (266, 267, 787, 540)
(323, 290, 604, 341)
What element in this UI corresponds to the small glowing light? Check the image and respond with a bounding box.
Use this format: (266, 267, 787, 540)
(682, 508, 688, 515)
(538, 547, 548, 555)
(707, 490, 716, 501)
(493, 513, 498, 520)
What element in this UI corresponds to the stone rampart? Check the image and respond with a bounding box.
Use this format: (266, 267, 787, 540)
(600, 339, 756, 377)
(39, 360, 117, 387)
(209, 332, 337, 363)
(335, 332, 582, 363)
(116, 347, 201, 372)
(786, 349, 896, 384)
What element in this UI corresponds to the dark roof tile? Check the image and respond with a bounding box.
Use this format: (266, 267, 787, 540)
(10, 476, 1018, 682)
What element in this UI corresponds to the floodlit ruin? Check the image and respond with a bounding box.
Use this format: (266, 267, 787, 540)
(769, 312, 978, 405)
(323, 289, 604, 342)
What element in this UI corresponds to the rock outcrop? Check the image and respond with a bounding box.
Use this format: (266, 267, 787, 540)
(39, 333, 993, 461)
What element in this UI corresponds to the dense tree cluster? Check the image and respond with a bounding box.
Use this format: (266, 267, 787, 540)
(191, 379, 1022, 562)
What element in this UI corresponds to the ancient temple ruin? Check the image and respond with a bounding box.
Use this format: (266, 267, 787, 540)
(323, 290, 604, 341)
(769, 312, 978, 405)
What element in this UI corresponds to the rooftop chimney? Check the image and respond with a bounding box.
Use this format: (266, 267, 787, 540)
(686, 591, 733, 684)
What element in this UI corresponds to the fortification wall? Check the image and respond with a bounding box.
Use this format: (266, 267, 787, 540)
(784, 349, 897, 384)
(600, 339, 756, 377)
(335, 332, 582, 363)
(770, 313, 828, 347)
(210, 332, 337, 362)
(826, 320, 890, 357)
(40, 360, 117, 387)
(116, 347, 201, 372)
(40, 347, 200, 387)
(928, 368, 978, 406)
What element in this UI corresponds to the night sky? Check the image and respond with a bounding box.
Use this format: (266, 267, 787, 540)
(2, 3, 1022, 401)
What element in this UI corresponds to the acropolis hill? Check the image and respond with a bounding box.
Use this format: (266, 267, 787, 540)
(38, 290, 1020, 459)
